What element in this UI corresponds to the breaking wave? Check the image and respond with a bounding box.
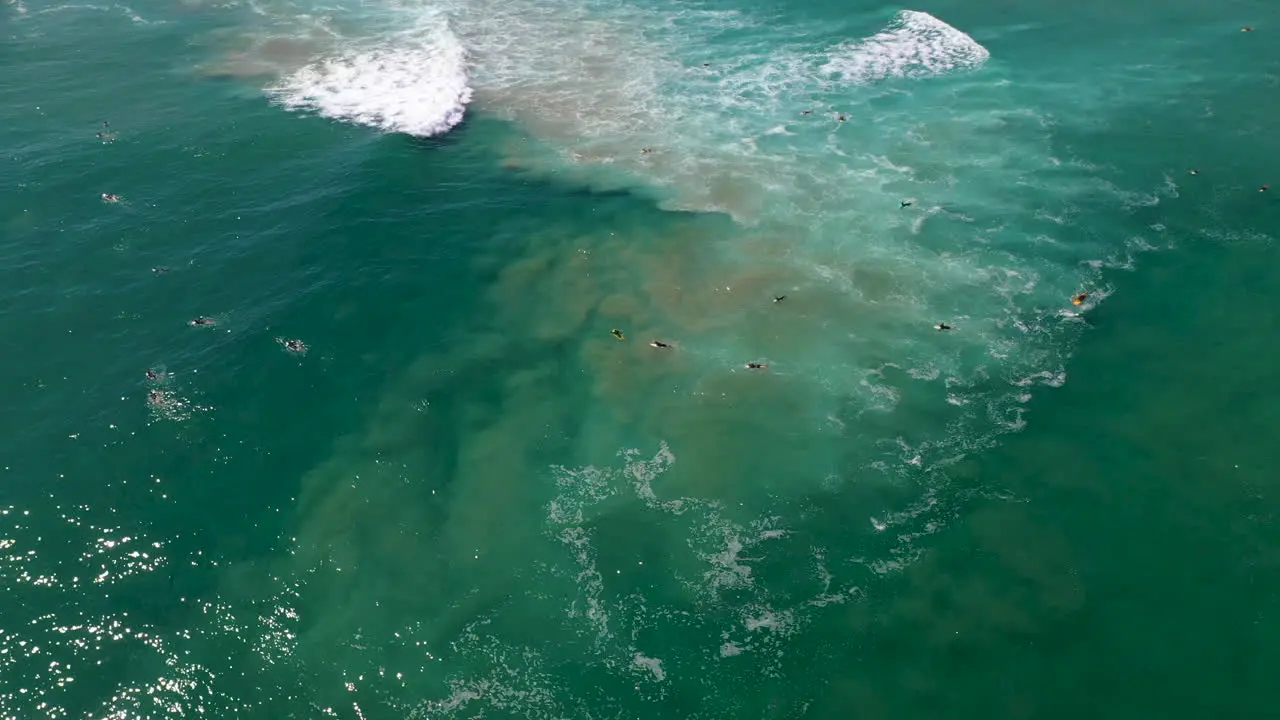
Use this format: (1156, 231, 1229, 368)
(821, 10, 991, 82)
(267, 17, 471, 137)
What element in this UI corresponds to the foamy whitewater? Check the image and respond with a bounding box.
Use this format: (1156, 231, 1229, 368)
(268, 17, 472, 136)
(821, 10, 990, 81)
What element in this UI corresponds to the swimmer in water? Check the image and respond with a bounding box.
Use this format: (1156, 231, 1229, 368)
(148, 390, 164, 406)
(650, 341, 672, 349)
(102, 193, 120, 203)
(1188, 169, 1200, 175)
(773, 295, 786, 303)
(801, 110, 812, 116)
(611, 329, 626, 341)
(1260, 184, 1270, 193)
(1072, 293, 1089, 306)
(935, 323, 952, 331)
(277, 338, 308, 354)
(641, 148, 654, 155)
(145, 369, 162, 382)
(746, 362, 768, 370)
(189, 317, 216, 326)
(1242, 26, 1254, 32)
(152, 266, 169, 274)
(900, 200, 912, 208)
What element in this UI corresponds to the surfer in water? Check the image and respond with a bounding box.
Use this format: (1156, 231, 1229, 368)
(611, 329, 626, 341)
(277, 338, 308, 354)
(649, 341, 672, 349)
(935, 323, 952, 331)
(102, 193, 120, 203)
(189, 316, 216, 326)
(746, 362, 768, 370)
(1072, 293, 1089, 306)
(900, 200, 913, 208)
(773, 295, 786, 303)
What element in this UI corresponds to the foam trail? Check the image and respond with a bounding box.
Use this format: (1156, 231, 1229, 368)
(267, 16, 471, 137)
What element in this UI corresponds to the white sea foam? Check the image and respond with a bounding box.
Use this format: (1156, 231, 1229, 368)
(267, 18, 471, 137)
(821, 10, 991, 83)
(540, 445, 874, 695)
(632, 653, 666, 682)
(20, 2, 153, 23)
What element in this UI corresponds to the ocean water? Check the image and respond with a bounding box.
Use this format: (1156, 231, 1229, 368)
(2, 0, 1279, 716)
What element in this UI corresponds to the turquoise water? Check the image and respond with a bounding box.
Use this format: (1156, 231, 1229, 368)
(2, 0, 1279, 716)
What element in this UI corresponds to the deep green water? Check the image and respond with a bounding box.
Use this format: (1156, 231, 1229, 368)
(2, 0, 1279, 717)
